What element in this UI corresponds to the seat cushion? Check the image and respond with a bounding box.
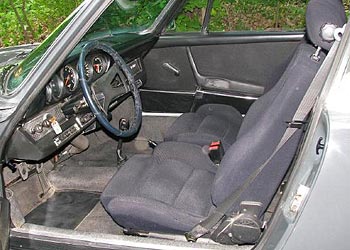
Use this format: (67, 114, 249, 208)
(164, 104, 243, 150)
(101, 142, 217, 233)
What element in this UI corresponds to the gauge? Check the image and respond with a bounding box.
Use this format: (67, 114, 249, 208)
(93, 56, 104, 74)
(45, 84, 53, 103)
(79, 60, 93, 82)
(62, 65, 78, 92)
(83, 62, 93, 81)
(47, 75, 64, 101)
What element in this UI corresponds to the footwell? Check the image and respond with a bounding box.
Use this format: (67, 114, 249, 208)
(25, 191, 100, 229)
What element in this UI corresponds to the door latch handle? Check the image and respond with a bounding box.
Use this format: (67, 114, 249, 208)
(316, 137, 325, 155)
(162, 62, 180, 76)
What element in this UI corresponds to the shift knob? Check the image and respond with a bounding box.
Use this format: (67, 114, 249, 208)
(119, 118, 130, 131)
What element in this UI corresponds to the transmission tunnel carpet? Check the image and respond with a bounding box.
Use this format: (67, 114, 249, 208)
(25, 191, 100, 229)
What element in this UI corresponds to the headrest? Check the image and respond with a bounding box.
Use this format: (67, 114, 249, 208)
(306, 0, 347, 51)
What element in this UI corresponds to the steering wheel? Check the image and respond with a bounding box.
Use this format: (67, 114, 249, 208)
(78, 41, 142, 138)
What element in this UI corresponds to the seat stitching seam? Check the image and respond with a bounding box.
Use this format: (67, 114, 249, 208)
(172, 165, 195, 206)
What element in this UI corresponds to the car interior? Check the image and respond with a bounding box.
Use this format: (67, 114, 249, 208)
(2, 0, 347, 247)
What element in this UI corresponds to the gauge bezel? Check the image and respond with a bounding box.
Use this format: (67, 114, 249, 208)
(103, 54, 111, 73)
(61, 65, 79, 92)
(92, 54, 110, 75)
(45, 84, 53, 104)
(49, 75, 65, 101)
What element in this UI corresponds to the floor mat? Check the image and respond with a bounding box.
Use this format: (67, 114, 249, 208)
(25, 191, 100, 229)
(75, 202, 124, 234)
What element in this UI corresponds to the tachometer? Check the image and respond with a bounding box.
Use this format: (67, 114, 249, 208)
(62, 65, 78, 92)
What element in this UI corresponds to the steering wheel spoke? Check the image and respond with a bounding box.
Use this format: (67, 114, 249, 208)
(78, 41, 142, 138)
(93, 65, 126, 106)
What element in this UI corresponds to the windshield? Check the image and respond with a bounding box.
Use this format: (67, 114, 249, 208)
(84, 0, 169, 39)
(1, 0, 169, 95)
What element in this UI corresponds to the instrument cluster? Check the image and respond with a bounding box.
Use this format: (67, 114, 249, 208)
(45, 52, 111, 103)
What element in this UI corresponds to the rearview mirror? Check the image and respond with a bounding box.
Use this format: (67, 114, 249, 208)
(167, 20, 177, 31)
(115, 0, 137, 10)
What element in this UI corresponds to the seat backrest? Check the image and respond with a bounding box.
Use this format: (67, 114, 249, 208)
(211, 0, 347, 214)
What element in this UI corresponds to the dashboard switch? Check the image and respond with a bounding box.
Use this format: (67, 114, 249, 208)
(42, 119, 51, 128)
(34, 124, 44, 134)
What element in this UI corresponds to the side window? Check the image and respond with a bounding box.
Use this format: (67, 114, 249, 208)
(209, 0, 307, 32)
(167, 1, 207, 32)
(168, 0, 308, 33)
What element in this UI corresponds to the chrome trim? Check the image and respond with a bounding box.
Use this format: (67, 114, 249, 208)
(186, 47, 205, 86)
(196, 90, 258, 100)
(142, 112, 182, 117)
(140, 89, 195, 95)
(140, 88, 258, 100)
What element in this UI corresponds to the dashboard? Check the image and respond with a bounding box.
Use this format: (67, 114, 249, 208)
(7, 49, 146, 161)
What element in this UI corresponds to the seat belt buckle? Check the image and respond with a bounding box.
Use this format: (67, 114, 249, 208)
(208, 141, 224, 164)
(286, 120, 306, 129)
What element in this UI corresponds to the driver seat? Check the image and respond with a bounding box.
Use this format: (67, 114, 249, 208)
(101, 0, 346, 234)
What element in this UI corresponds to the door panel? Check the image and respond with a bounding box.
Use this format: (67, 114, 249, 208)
(143, 46, 197, 92)
(190, 41, 299, 94)
(141, 90, 194, 113)
(187, 46, 264, 96)
(141, 32, 304, 113)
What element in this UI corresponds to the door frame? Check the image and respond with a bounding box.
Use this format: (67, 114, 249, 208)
(0, 172, 10, 250)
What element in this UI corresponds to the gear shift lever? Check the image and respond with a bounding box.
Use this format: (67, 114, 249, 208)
(117, 118, 129, 164)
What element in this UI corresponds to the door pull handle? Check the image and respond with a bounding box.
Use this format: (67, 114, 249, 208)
(162, 62, 180, 76)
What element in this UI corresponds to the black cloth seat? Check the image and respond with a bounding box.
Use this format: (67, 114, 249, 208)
(165, 104, 243, 150)
(101, 142, 217, 232)
(101, 0, 346, 234)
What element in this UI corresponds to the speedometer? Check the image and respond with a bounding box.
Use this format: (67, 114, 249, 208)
(62, 65, 78, 92)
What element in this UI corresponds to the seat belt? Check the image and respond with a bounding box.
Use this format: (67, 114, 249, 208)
(185, 40, 340, 243)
